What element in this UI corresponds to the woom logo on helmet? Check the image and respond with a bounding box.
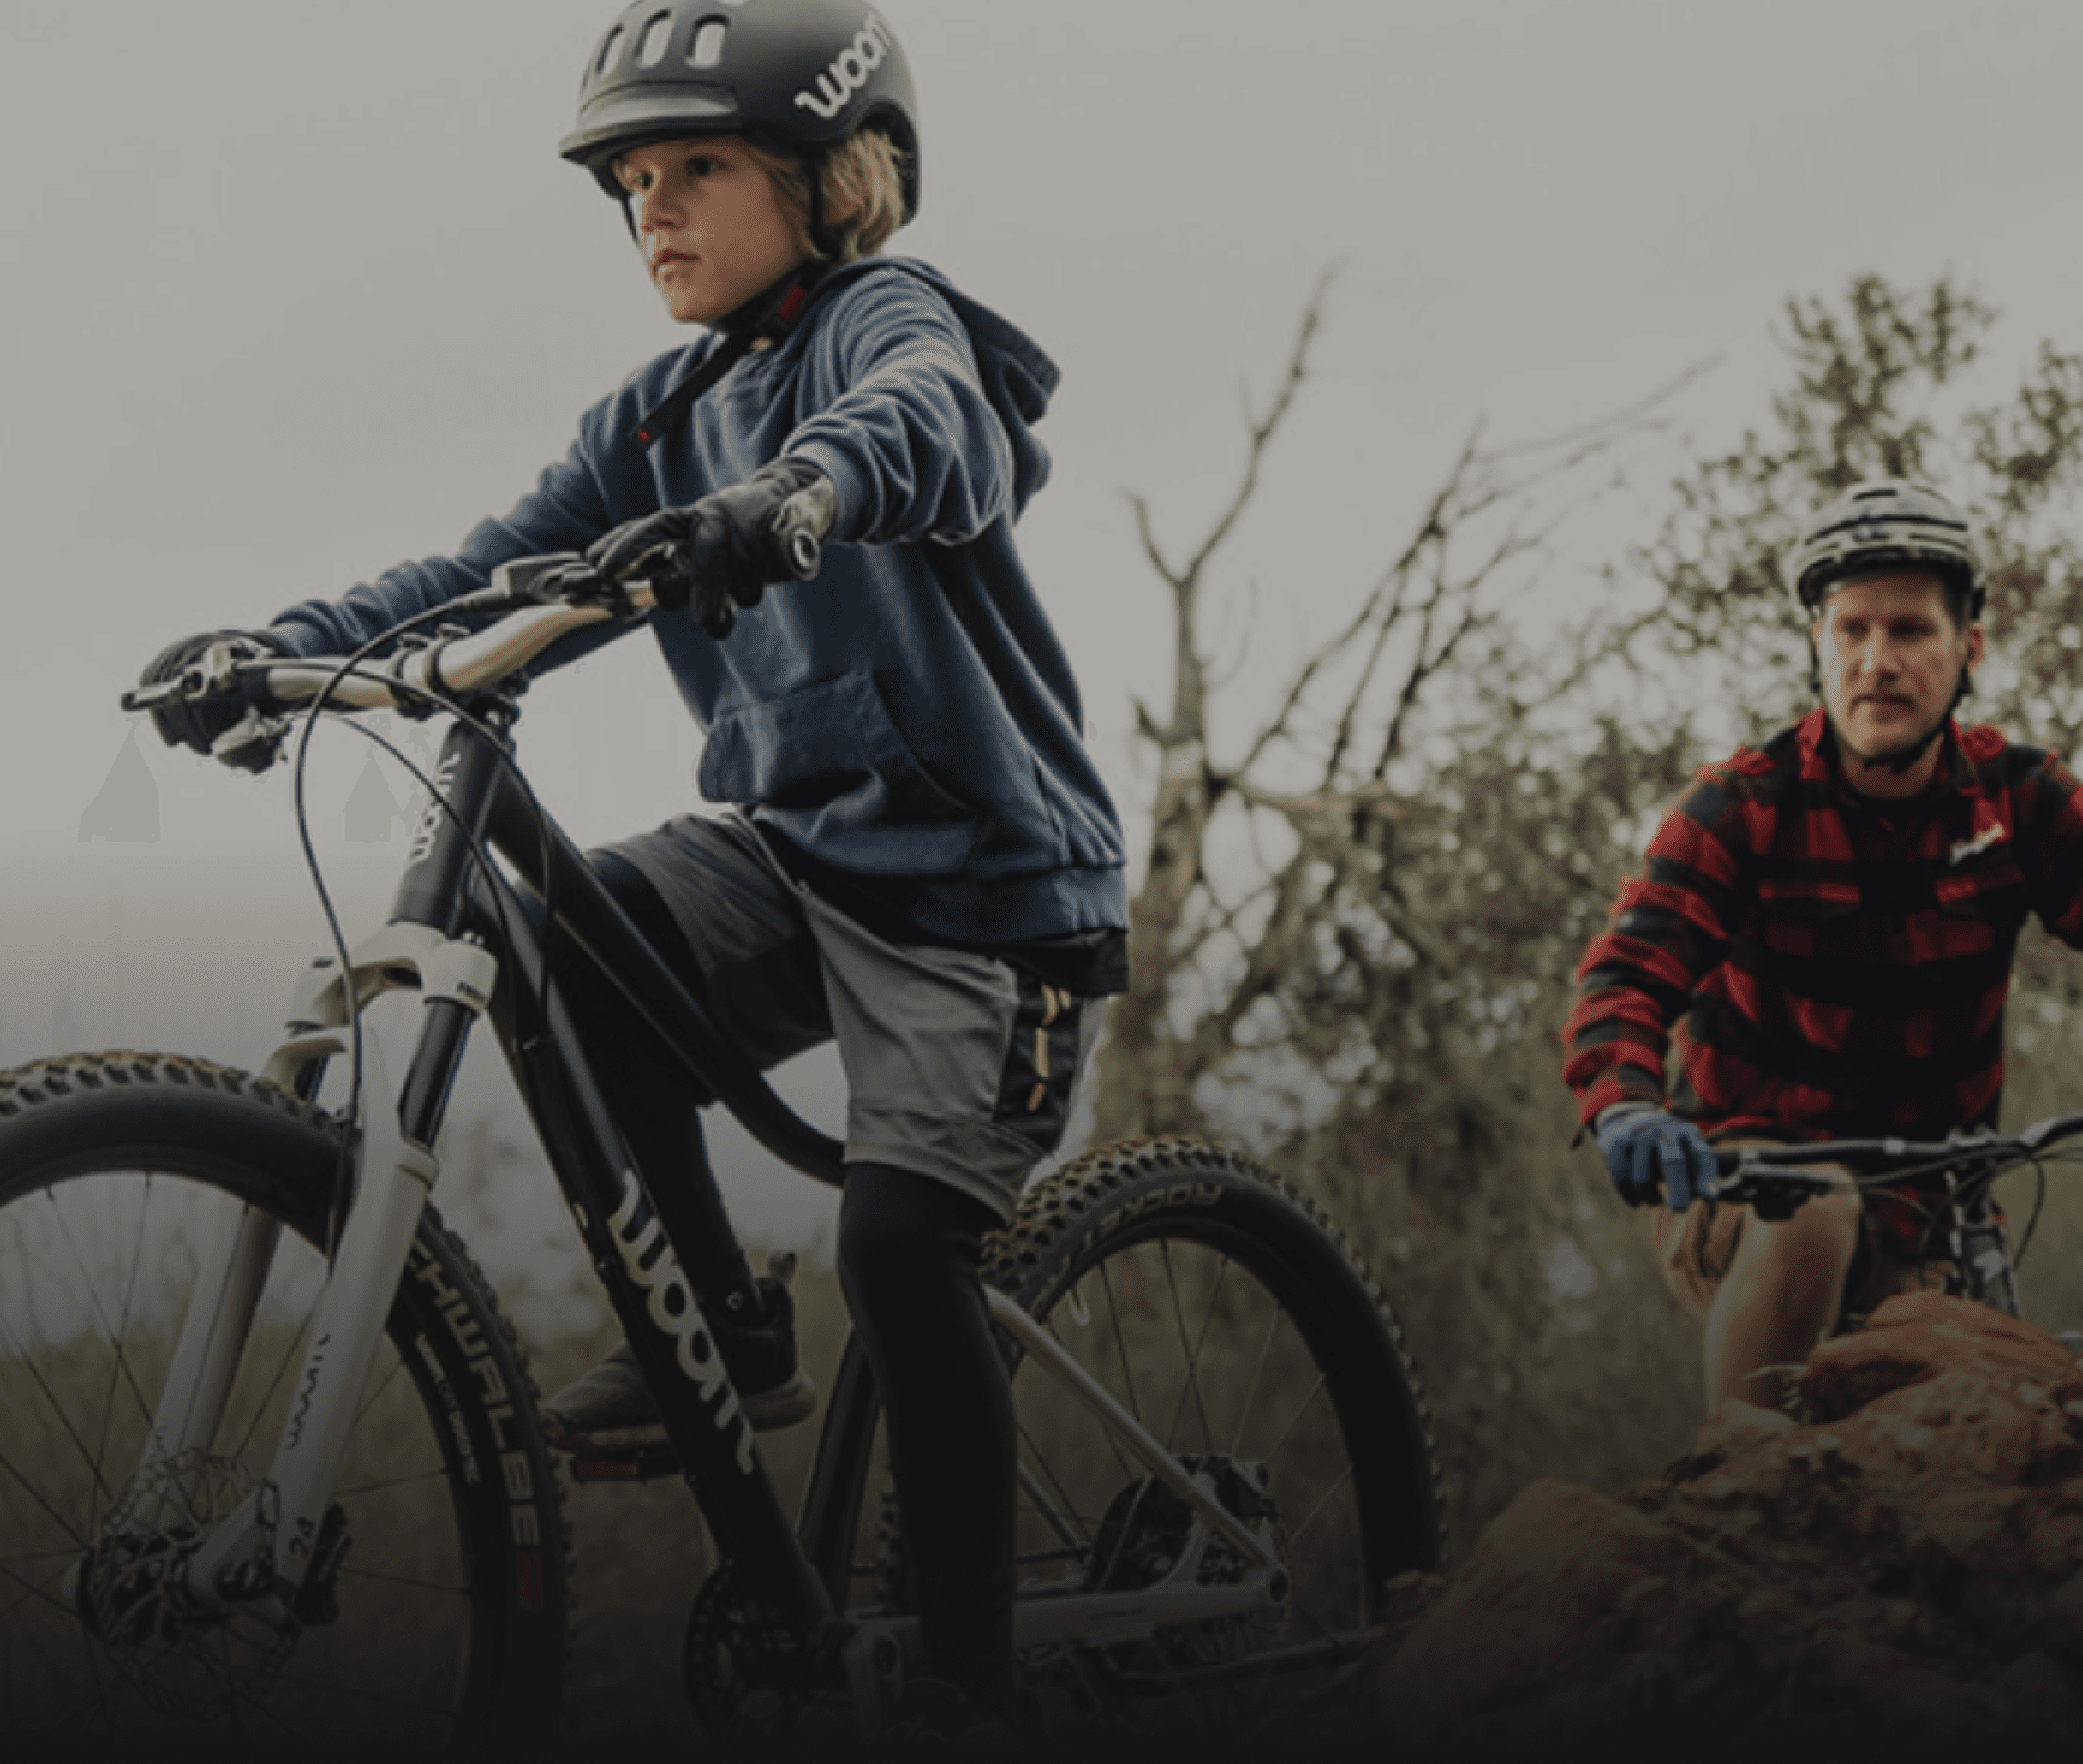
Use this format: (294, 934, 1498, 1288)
(791, 11, 893, 121)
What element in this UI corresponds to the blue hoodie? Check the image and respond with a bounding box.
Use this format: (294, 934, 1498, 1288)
(270, 259, 1127, 946)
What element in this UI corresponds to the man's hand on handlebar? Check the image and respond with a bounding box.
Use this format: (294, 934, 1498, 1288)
(1595, 1104, 1717, 1212)
(136, 629, 292, 772)
(586, 456, 830, 639)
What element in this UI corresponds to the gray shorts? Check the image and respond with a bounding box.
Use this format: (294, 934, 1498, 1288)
(599, 812, 1106, 1219)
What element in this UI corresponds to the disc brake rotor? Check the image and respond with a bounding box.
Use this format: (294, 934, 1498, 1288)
(74, 1451, 296, 1719)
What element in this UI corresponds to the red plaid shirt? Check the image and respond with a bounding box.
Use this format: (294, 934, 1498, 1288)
(1564, 708, 2083, 1140)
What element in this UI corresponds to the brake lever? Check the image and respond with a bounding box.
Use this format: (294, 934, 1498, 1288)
(485, 552, 637, 611)
(119, 635, 272, 715)
(120, 677, 188, 713)
(209, 707, 290, 775)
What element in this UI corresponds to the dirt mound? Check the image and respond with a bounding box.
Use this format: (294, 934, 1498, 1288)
(1369, 1292, 2083, 1752)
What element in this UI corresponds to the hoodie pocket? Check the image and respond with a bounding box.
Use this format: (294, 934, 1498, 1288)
(697, 671, 983, 877)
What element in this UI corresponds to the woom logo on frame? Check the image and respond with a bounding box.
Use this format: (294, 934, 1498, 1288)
(607, 1169, 757, 1475)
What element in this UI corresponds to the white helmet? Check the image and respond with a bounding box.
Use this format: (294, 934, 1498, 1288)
(1786, 480, 1984, 621)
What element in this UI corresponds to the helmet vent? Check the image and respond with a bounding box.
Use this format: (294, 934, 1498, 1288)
(595, 25, 628, 77)
(636, 12, 676, 68)
(690, 19, 728, 68)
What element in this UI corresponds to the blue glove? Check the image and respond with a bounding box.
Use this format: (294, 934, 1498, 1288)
(1595, 1107, 1717, 1212)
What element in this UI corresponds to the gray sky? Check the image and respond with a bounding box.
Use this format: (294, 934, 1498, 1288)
(4, 0, 2082, 1253)
(9, 0, 2083, 843)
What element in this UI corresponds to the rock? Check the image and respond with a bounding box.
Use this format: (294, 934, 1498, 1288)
(1371, 1294, 2083, 1753)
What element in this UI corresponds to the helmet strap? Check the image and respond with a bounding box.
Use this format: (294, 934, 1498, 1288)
(806, 149, 835, 260)
(629, 261, 828, 449)
(1831, 663, 1973, 778)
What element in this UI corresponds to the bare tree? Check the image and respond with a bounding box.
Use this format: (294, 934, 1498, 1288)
(1092, 273, 1686, 1151)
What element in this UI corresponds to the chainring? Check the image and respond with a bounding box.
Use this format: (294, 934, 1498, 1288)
(682, 1559, 811, 1737)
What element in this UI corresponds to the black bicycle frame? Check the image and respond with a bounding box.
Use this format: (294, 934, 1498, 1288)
(359, 701, 886, 1646)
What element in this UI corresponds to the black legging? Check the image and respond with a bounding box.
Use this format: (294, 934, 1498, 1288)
(837, 1162, 1016, 1689)
(558, 855, 1018, 1690)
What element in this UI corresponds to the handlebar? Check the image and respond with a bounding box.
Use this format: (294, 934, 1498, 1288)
(1704, 1111, 2083, 1219)
(121, 498, 828, 759)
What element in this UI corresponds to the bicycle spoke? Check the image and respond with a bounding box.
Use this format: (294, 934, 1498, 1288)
(1042, 1301, 1137, 1491)
(41, 1184, 160, 1433)
(1156, 1240, 1216, 1455)
(0, 1321, 121, 1526)
(330, 1463, 452, 1502)
(1098, 1258, 1142, 1428)
(1225, 1294, 1284, 1461)
(350, 1343, 415, 1430)
(0, 1552, 77, 1624)
(1257, 1364, 1330, 1477)
(1012, 1457, 1085, 1556)
(89, 1175, 159, 1545)
(337, 1561, 473, 1599)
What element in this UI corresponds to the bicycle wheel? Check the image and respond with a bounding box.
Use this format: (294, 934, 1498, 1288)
(861, 1135, 1441, 1738)
(0, 1052, 570, 1749)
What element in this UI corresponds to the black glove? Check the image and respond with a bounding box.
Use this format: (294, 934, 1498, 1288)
(137, 629, 291, 769)
(586, 456, 829, 637)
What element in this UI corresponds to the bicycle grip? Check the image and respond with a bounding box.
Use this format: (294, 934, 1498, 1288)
(773, 483, 831, 582)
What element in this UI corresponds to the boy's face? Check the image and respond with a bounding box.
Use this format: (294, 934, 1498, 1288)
(614, 136, 809, 326)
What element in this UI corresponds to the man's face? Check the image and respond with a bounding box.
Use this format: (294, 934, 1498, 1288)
(614, 135, 809, 326)
(1811, 571, 1985, 763)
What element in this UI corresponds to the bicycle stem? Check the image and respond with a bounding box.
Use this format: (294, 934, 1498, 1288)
(1949, 1183, 2023, 1317)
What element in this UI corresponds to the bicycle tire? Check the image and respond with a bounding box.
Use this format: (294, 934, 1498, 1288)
(0, 1052, 570, 1749)
(864, 1135, 1441, 1737)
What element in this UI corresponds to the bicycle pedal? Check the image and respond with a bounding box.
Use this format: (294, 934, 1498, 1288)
(566, 1445, 682, 1484)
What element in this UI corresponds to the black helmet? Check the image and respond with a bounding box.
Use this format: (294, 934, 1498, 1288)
(1786, 479, 1985, 622)
(559, 0, 920, 219)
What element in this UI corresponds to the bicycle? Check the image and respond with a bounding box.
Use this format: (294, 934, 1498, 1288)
(0, 531, 1444, 1749)
(1712, 1119, 2083, 1344)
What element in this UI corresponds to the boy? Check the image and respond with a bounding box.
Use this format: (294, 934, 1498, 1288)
(140, 0, 1127, 1721)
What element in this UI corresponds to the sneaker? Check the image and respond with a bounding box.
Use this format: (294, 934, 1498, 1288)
(543, 1257, 816, 1451)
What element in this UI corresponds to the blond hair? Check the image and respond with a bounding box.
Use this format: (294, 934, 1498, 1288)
(747, 127, 910, 264)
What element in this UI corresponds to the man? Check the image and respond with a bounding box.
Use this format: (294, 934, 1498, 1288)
(1562, 480, 2083, 1410)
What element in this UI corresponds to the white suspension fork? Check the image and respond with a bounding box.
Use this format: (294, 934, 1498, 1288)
(181, 1029, 435, 1610)
(122, 925, 497, 1617)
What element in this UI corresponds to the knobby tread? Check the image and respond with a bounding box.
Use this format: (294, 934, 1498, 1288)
(0, 1050, 333, 1124)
